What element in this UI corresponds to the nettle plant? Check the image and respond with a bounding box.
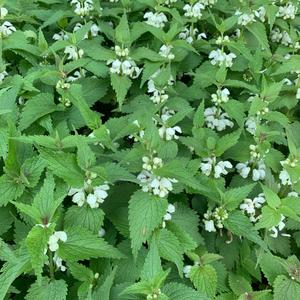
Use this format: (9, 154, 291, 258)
(0, 0, 300, 299)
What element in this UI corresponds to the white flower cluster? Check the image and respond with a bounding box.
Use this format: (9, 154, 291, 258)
(70, 0, 94, 17)
(163, 0, 177, 6)
(129, 120, 145, 141)
(270, 28, 294, 46)
(68, 181, 110, 208)
(107, 46, 141, 79)
(64, 45, 84, 61)
(235, 7, 266, 26)
(236, 145, 267, 181)
(66, 69, 86, 82)
(179, 27, 206, 44)
(204, 106, 234, 131)
(137, 156, 178, 198)
(0, 7, 16, 38)
(203, 207, 229, 232)
(279, 157, 299, 186)
(159, 45, 175, 60)
(162, 204, 175, 228)
(240, 193, 265, 222)
(53, 31, 69, 41)
(157, 107, 182, 141)
(144, 11, 168, 28)
(211, 88, 230, 105)
(183, 2, 205, 19)
(209, 49, 236, 68)
(146, 289, 162, 300)
(200, 157, 232, 178)
(48, 231, 68, 272)
(245, 116, 259, 135)
(269, 215, 290, 238)
(216, 35, 230, 45)
(73, 22, 100, 38)
(276, 2, 298, 20)
(147, 69, 174, 104)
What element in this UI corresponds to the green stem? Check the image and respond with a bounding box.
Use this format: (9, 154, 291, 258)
(48, 251, 55, 280)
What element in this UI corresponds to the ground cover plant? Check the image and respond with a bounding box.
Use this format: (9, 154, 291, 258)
(1, 0, 300, 299)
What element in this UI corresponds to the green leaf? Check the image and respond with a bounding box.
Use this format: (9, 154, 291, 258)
(64, 206, 105, 234)
(39, 148, 84, 187)
(274, 275, 300, 300)
(228, 273, 252, 296)
(154, 228, 184, 274)
(128, 190, 168, 257)
(76, 137, 96, 170)
(26, 225, 54, 280)
(0, 174, 25, 206)
(162, 282, 209, 300)
(255, 206, 282, 230)
(261, 185, 281, 209)
(223, 211, 267, 250)
(25, 278, 68, 300)
(247, 22, 270, 55)
(141, 242, 162, 281)
(193, 101, 205, 128)
(57, 227, 124, 261)
(19, 93, 57, 131)
(115, 13, 131, 45)
(215, 130, 241, 156)
(111, 73, 132, 108)
(190, 264, 217, 298)
(21, 156, 46, 188)
(93, 267, 117, 300)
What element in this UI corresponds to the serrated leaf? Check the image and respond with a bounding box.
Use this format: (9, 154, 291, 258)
(115, 13, 131, 45)
(215, 130, 241, 156)
(128, 190, 168, 257)
(261, 185, 281, 209)
(190, 264, 217, 298)
(111, 74, 132, 108)
(57, 227, 123, 261)
(228, 273, 252, 296)
(273, 275, 300, 300)
(0, 174, 25, 207)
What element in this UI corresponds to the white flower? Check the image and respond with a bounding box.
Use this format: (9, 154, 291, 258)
(214, 161, 232, 178)
(66, 70, 85, 82)
(98, 227, 106, 237)
(64, 45, 84, 60)
(252, 161, 266, 181)
(236, 11, 256, 26)
(281, 31, 292, 46)
(53, 31, 69, 41)
(277, 2, 297, 20)
(183, 265, 192, 278)
(209, 49, 236, 68)
(288, 191, 299, 197)
(204, 106, 234, 131)
(211, 88, 230, 104)
(179, 27, 206, 44)
(204, 220, 216, 232)
(0, 7, 8, 19)
(200, 157, 214, 176)
(70, 0, 94, 17)
(158, 109, 182, 140)
(90, 23, 100, 36)
(107, 58, 141, 79)
(68, 187, 86, 207)
(143, 11, 167, 28)
(53, 254, 66, 272)
(159, 45, 175, 60)
(183, 2, 205, 19)
(114, 45, 130, 57)
(254, 6, 266, 22)
(245, 117, 257, 135)
(86, 184, 109, 208)
(270, 28, 282, 43)
(279, 170, 292, 185)
(48, 231, 68, 252)
(269, 215, 289, 238)
(0, 70, 8, 84)
(0, 21, 16, 37)
(296, 88, 300, 99)
(240, 193, 265, 222)
(236, 162, 251, 178)
(162, 204, 176, 227)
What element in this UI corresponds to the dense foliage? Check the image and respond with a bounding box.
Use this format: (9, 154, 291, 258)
(1, 0, 300, 299)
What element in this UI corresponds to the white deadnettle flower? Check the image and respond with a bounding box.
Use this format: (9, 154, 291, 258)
(128, 120, 145, 141)
(53, 31, 69, 41)
(183, 265, 193, 278)
(158, 108, 182, 141)
(53, 254, 67, 272)
(209, 49, 236, 68)
(68, 182, 110, 208)
(162, 204, 176, 227)
(0, 21, 16, 37)
(108, 58, 141, 79)
(269, 215, 289, 238)
(98, 227, 105, 237)
(0, 7, 8, 19)
(200, 157, 232, 178)
(216, 35, 230, 45)
(73, 22, 100, 38)
(204, 106, 234, 131)
(0, 70, 8, 84)
(245, 117, 258, 135)
(163, 0, 177, 6)
(183, 2, 205, 19)
(235, 10, 256, 26)
(270, 28, 282, 43)
(142, 156, 163, 171)
(179, 27, 206, 44)
(254, 6, 266, 22)
(66, 69, 86, 82)
(203, 207, 228, 232)
(277, 2, 298, 20)
(70, 0, 94, 17)
(143, 11, 168, 28)
(281, 31, 292, 46)
(64, 45, 84, 60)
(288, 191, 299, 197)
(240, 193, 265, 222)
(236, 160, 266, 181)
(211, 88, 230, 104)
(279, 170, 292, 185)
(114, 45, 130, 57)
(48, 231, 68, 252)
(159, 44, 175, 60)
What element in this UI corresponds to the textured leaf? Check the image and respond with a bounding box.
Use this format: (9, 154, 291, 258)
(129, 190, 168, 257)
(273, 275, 300, 300)
(0, 174, 25, 207)
(111, 73, 132, 108)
